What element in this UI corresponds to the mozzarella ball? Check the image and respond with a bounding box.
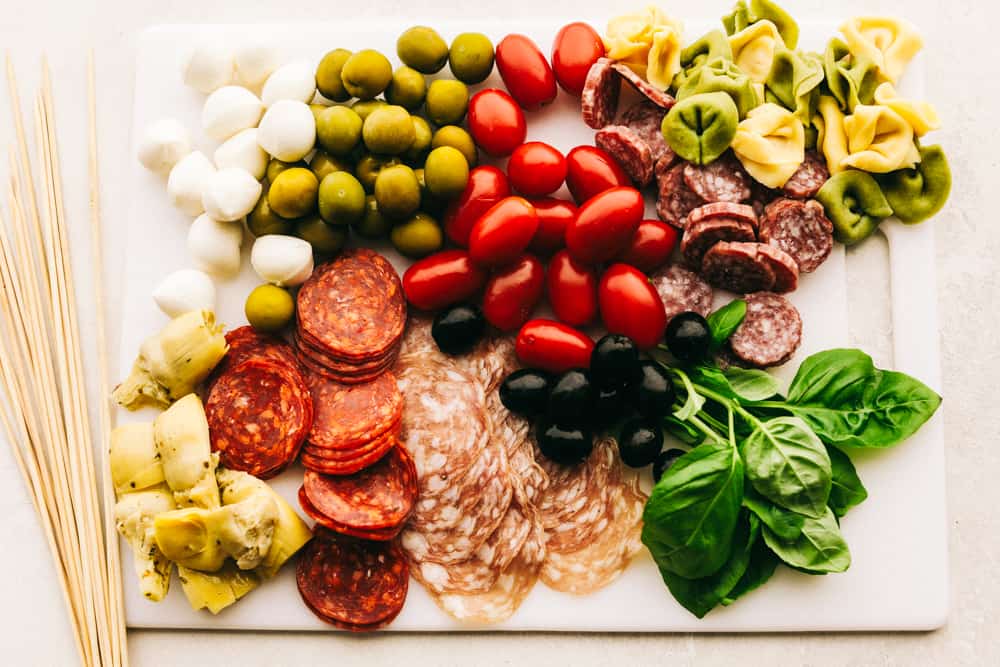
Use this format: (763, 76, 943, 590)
(152, 269, 216, 318)
(214, 128, 268, 180)
(235, 43, 279, 88)
(167, 151, 215, 216)
(261, 61, 316, 106)
(250, 235, 314, 287)
(202, 168, 262, 222)
(257, 100, 316, 161)
(181, 44, 233, 93)
(188, 214, 244, 277)
(202, 85, 264, 142)
(136, 118, 191, 173)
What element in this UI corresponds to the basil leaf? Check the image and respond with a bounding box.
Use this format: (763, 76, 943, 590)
(742, 416, 832, 518)
(659, 512, 759, 618)
(724, 367, 781, 401)
(642, 441, 744, 579)
(762, 507, 851, 573)
(722, 535, 780, 606)
(786, 348, 875, 405)
(827, 445, 868, 517)
(673, 370, 706, 421)
(664, 415, 704, 445)
(742, 486, 805, 540)
(707, 299, 747, 351)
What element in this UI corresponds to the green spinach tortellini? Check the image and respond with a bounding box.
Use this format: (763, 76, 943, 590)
(823, 38, 879, 112)
(876, 144, 951, 224)
(676, 57, 759, 119)
(816, 170, 894, 245)
(722, 0, 800, 49)
(673, 30, 733, 91)
(661, 91, 740, 166)
(765, 45, 824, 124)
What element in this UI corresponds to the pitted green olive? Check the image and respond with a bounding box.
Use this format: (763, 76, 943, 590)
(423, 146, 470, 198)
(425, 79, 469, 126)
(397, 26, 449, 74)
(353, 195, 392, 239)
(355, 154, 402, 192)
(318, 171, 366, 225)
(266, 158, 308, 184)
(351, 98, 388, 121)
(248, 195, 294, 237)
(431, 125, 477, 167)
(385, 66, 427, 111)
(245, 284, 295, 333)
(295, 215, 349, 254)
(390, 212, 444, 258)
(315, 48, 353, 102)
(448, 33, 495, 84)
(404, 116, 433, 163)
(362, 105, 416, 155)
(374, 164, 421, 220)
(341, 49, 393, 100)
(309, 150, 352, 182)
(315, 106, 363, 157)
(268, 167, 318, 219)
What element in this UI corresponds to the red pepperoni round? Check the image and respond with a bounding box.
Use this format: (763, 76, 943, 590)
(305, 371, 403, 450)
(299, 490, 404, 541)
(300, 437, 397, 476)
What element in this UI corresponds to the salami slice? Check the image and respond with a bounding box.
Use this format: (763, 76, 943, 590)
(684, 156, 752, 204)
(700, 241, 777, 294)
(595, 125, 654, 186)
(649, 264, 714, 324)
(687, 201, 758, 229)
(680, 217, 757, 269)
(581, 58, 619, 129)
(611, 62, 676, 109)
(305, 371, 402, 450)
(656, 162, 704, 228)
(727, 291, 803, 367)
(205, 358, 312, 479)
(296, 531, 408, 631)
(620, 100, 672, 163)
(485, 391, 548, 504)
(781, 151, 829, 199)
(759, 198, 834, 273)
(755, 244, 800, 293)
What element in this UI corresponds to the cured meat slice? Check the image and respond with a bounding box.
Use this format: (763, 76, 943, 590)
(611, 62, 676, 109)
(728, 291, 803, 368)
(298, 488, 402, 541)
(687, 201, 758, 229)
(595, 125, 654, 187)
(656, 162, 704, 228)
(680, 217, 757, 269)
(700, 241, 776, 294)
(755, 244, 800, 293)
(305, 371, 402, 450)
(649, 264, 714, 324)
(205, 358, 312, 479)
(781, 151, 829, 199)
(581, 58, 619, 129)
(684, 157, 752, 204)
(620, 100, 672, 163)
(485, 391, 548, 504)
(759, 198, 834, 273)
(300, 437, 397, 476)
(296, 531, 408, 631)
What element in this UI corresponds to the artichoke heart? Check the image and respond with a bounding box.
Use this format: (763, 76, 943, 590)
(178, 563, 259, 615)
(114, 484, 176, 601)
(110, 421, 164, 495)
(154, 393, 220, 509)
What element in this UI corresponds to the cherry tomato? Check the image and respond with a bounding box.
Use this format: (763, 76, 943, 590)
(528, 197, 577, 254)
(495, 34, 558, 111)
(546, 250, 598, 326)
(565, 145, 631, 204)
(551, 22, 605, 96)
(402, 250, 488, 311)
(468, 196, 539, 268)
(482, 254, 545, 331)
(617, 219, 679, 273)
(467, 89, 528, 157)
(598, 263, 667, 350)
(507, 142, 567, 197)
(565, 186, 644, 265)
(443, 166, 511, 247)
(515, 319, 595, 373)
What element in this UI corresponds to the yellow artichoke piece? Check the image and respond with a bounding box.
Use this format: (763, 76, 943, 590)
(110, 421, 164, 495)
(178, 563, 260, 615)
(154, 393, 220, 510)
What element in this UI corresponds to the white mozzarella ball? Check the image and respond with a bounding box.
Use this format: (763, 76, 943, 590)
(187, 214, 244, 278)
(136, 118, 191, 173)
(250, 235, 314, 287)
(152, 269, 217, 318)
(167, 151, 216, 216)
(181, 44, 234, 93)
(261, 61, 316, 106)
(201, 168, 262, 222)
(202, 85, 264, 142)
(214, 128, 268, 180)
(256, 100, 315, 161)
(234, 44, 279, 88)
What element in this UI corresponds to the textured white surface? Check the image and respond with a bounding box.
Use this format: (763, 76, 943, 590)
(0, 0, 996, 665)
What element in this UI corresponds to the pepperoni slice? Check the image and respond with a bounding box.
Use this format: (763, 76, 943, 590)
(700, 241, 776, 294)
(300, 436, 398, 476)
(305, 371, 403, 450)
(206, 326, 303, 393)
(728, 292, 803, 368)
(656, 162, 704, 228)
(299, 490, 404, 541)
(683, 157, 752, 204)
(595, 125, 654, 186)
(781, 151, 829, 199)
(649, 264, 714, 326)
(611, 62, 676, 109)
(581, 58, 619, 129)
(620, 100, 672, 163)
(759, 198, 834, 273)
(680, 217, 757, 269)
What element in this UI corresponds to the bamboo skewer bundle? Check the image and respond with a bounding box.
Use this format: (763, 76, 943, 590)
(0, 53, 128, 666)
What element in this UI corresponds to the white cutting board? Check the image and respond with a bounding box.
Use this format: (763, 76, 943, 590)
(118, 19, 946, 632)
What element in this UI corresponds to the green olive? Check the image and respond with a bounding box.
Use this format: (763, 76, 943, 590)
(266, 158, 308, 184)
(353, 195, 392, 239)
(362, 105, 416, 155)
(309, 150, 352, 182)
(424, 79, 469, 126)
(385, 66, 427, 111)
(248, 194, 294, 236)
(340, 49, 393, 100)
(396, 26, 449, 74)
(390, 212, 444, 258)
(414, 167, 445, 215)
(310, 103, 331, 123)
(423, 146, 470, 199)
(404, 116, 433, 163)
(355, 154, 402, 192)
(268, 167, 318, 219)
(448, 33, 495, 84)
(245, 284, 295, 333)
(315, 48, 353, 102)
(350, 98, 388, 121)
(374, 164, 421, 220)
(431, 125, 478, 167)
(315, 106, 363, 156)
(295, 215, 349, 254)
(318, 171, 366, 225)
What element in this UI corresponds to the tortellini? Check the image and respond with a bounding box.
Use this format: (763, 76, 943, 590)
(676, 57, 759, 119)
(765, 45, 824, 124)
(722, 0, 800, 49)
(661, 92, 740, 166)
(873, 83, 941, 137)
(842, 104, 920, 173)
(729, 19, 784, 84)
(673, 30, 732, 91)
(605, 6, 685, 90)
(814, 95, 850, 175)
(816, 170, 894, 245)
(839, 16, 923, 84)
(823, 38, 879, 112)
(876, 144, 951, 223)
(731, 102, 805, 187)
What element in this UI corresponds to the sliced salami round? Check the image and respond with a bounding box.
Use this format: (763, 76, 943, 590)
(781, 151, 830, 199)
(581, 58, 619, 129)
(595, 125, 654, 187)
(680, 217, 757, 268)
(649, 264, 714, 324)
(656, 162, 704, 228)
(700, 241, 777, 294)
(620, 100, 672, 163)
(683, 157, 752, 204)
(305, 371, 402, 450)
(759, 198, 834, 273)
(755, 244, 800, 293)
(485, 391, 548, 504)
(728, 291, 803, 368)
(687, 201, 758, 229)
(611, 62, 676, 109)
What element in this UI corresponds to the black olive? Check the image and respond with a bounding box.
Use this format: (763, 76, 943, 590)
(432, 304, 486, 355)
(499, 369, 552, 417)
(635, 361, 676, 419)
(548, 369, 594, 423)
(590, 334, 640, 388)
(664, 311, 711, 363)
(536, 417, 593, 464)
(652, 448, 686, 483)
(618, 418, 664, 468)
(592, 382, 633, 429)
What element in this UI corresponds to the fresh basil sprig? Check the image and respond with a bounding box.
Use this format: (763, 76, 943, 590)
(706, 299, 747, 352)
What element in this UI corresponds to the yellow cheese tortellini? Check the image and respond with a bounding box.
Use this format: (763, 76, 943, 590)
(873, 83, 941, 137)
(731, 102, 805, 187)
(605, 6, 684, 90)
(842, 104, 921, 173)
(814, 95, 850, 175)
(839, 16, 923, 84)
(729, 19, 784, 84)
